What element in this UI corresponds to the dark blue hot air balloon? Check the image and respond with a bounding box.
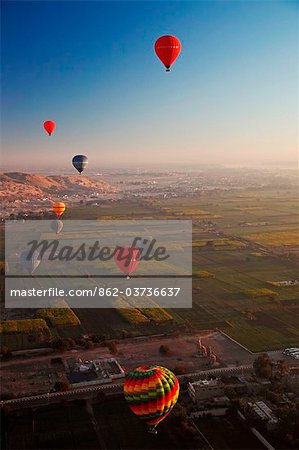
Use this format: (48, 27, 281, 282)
(72, 155, 88, 174)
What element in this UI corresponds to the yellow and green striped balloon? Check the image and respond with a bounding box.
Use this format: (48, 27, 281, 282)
(124, 365, 179, 429)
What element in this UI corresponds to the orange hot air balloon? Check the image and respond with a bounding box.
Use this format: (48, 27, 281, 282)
(53, 202, 66, 218)
(44, 120, 56, 136)
(154, 35, 181, 71)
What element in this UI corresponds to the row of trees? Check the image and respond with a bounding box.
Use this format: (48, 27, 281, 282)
(253, 353, 289, 379)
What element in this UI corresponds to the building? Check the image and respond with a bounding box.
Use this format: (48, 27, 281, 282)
(188, 378, 224, 402)
(190, 395, 230, 418)
(248, 401, 278, 429)
(66, 357, 125, 386)
(188, 376, 264, 405)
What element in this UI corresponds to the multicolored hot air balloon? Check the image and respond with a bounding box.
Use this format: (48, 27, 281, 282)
(20, 250, 41, 275)
(124, 365, 179, 433)
(114, 246, 140, 279)
(50, 219, 64, 234)
(72, 155, 88, 174)
(43, 120, 56, 136)
(154, 35, 182, 72)
(53, 202, 66, 219)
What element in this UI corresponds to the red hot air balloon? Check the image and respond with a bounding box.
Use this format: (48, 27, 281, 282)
(154, 35, 181, 71)
(44, 120, 56, 136)
(114, 246, 140, 279)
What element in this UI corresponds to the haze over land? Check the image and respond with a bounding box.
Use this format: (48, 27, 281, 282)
(1, 166, 297, 220)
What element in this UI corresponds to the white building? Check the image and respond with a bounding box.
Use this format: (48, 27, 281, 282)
(188, 378, 224, 402)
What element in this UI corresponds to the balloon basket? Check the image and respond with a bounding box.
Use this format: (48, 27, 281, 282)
(148, 427, 158, 435)
(126, 275, 130, 280)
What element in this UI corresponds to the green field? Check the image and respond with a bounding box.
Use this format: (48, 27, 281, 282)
(74, 187, 299, 351)
(1, 185, 299, 352)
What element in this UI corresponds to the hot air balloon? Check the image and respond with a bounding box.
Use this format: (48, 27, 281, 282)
(50, 219, 64, 234)
(154, 35, 181, 71)
(20, 250, 41, 275)
(43, 120, 56, 136)
(114, 246, 140, 279)
(124, 365, 179, 433)
(53, 202, 66, 219)
(72, 155, 88, 174)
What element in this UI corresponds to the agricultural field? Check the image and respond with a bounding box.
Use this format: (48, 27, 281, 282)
(68, 201, 162, 220)
(36, 301, 81, 327)
(1, 184, 298, 352)
(243, 230, 299, 247)
(150, 188, 298, 236)
(112, 188, 298, 351)
(0, 318, 52, 351)
(0, 318, 48, 334)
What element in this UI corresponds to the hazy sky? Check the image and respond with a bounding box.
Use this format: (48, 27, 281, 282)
(1, 0, 298, 171)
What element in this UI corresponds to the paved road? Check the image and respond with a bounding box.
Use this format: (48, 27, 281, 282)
(0, 346, 109, 368)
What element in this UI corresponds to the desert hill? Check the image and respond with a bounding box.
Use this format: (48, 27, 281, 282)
(0, 172, 117, 202)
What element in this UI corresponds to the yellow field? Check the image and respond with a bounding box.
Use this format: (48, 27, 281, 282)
(193, 270, 215, 278)
(245, 288, 279, 298)
(160, 207, 222, 219)
(37, 302, 81, 326)
(113, 298, 150, 324)
(244, 230, 299, 246)
(125, 297, 173, 322)
(192, 239, 245, 249)
(0, 319, 49, 334)
(162, 207, 211, 214)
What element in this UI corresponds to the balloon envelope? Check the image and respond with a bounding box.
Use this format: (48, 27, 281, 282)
(124, 365, 179, 427)
(72, 155, 88, 174)
(114, 246, 140, 276)
(20, 250, 41, 274)
(44, 120, 56, 136)
(53, 202, 66, 219)
(50, 219, 64, 234)
(154, 35, 181, 71)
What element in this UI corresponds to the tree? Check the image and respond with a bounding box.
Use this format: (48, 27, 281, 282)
(85, 340, 94, 350)
(277, 403, 299, 448)
(1, 345, 12, 360)
(224, 386, 236, 399)
(276, 359, 289, 377)
(52, 337, 75, 351)
(173, 366, 187, 375)
(106, 341, 117, 354)
(264, 389, 281, 404)
(159, 345, 171, 356)
(253, 353, 273, 378)
(54, 380, 70, 392)
(91, 333, 106, 342)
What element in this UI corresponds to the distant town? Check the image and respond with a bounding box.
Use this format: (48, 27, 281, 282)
(1, 166, 297, 221)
